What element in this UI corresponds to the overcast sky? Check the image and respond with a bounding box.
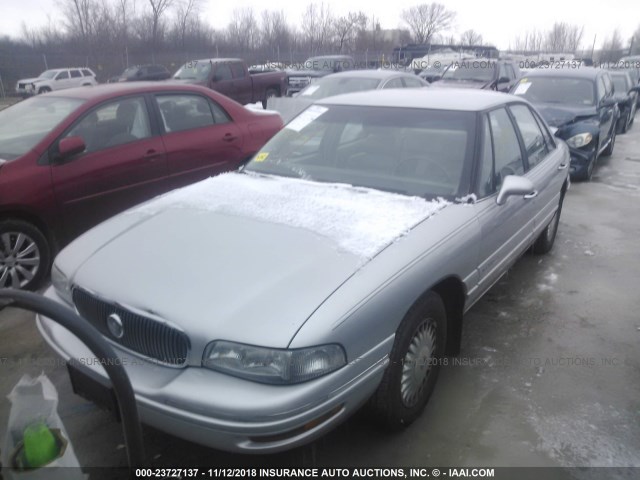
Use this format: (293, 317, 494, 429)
(1, 0, 638, 51)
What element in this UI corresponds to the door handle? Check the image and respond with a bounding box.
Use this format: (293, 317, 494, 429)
(223, 133, 238, 142)
(523, 190, 538, 199)
(144, 149, 162, 161)
(557, 162, 568, 170)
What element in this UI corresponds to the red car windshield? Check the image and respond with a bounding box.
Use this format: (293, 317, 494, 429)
(0, 96, 84, 160)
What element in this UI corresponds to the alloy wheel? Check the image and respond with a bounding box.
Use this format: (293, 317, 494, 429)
(0, 232, 41, 289)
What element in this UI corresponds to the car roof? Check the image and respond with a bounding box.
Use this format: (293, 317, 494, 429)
(522, 67, 604, 80)
(322, 70, 418, 80)
(317, 88, 522, 111)
(44, 82, 216, 101)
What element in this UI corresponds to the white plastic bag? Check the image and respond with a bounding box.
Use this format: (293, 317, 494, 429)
(2, 373, 86, 480)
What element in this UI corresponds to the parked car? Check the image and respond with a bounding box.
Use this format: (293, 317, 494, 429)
(418, 63, 448, 83)
(510, 68, 620, 181)
(0, 83, 282, 290)
(37, 89, 569, 453)
(268, 70, 428, 123)
(113, 64, 171, 82)
(172, 58, 287, 108)
(608, 70, 638, 133)
(432, 59, 520, 93)
(286, 55, 356, 96)
(15, 68, 97, 96)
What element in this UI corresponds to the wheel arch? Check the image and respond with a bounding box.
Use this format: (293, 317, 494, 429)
(428, 276, 466, 356)
(0, 209, 58, 254)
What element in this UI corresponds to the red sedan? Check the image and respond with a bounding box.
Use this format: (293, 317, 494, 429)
(0, 83, 283, 289)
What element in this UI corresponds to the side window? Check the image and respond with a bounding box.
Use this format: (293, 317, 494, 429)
(402, 77, 424, 88)
(231, 62, 246, 78)
(498, 64, 508, 80)
(214, 64, 233, 81)
(532, 110, 556, 150)
(82, 69, 93, 77)
(488, 108, 524, 189)
(383, 78, 405, 89)
(65, 97, 151, 153)
(209, 100, 231, 124)
(156, 94, 216, 132)
(56, 71, 69, 80)
(506, 64, 516, 80)
(597, 77, 606, 103)
(478, 115, 495, 197)
(510, 104, 549, 169)
(70, 70, 82, 78)
(603, 74, 613, 96)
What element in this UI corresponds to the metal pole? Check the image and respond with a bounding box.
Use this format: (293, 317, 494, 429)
(0, 289, 146, 471)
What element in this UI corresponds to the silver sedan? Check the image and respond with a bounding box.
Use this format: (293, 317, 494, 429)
(37, 89, 569, 453)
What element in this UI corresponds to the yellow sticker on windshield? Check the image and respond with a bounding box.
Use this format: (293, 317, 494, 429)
(521, 78, 529, 83)
(255, 152, 269, 162)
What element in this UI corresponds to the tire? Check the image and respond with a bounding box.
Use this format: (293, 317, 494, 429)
(262, 88, 279, 109)
(602, 127, 616, 157)
(38, 86, 51, 94)
(368, 291, 447, 430)
(0, 220, 50, 290)
(532, 189, 565, 254)
(572, 152, 595, 182)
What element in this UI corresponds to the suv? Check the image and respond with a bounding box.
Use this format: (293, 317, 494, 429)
(16, 68, 97, 96)
(432, 59, 520, 92)
(114, 64, 171, 82)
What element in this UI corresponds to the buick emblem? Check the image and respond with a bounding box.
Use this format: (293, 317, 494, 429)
(107, 313, 124, 339)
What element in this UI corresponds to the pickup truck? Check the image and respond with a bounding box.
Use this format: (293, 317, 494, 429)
(172, 58, 287, 107)
(285, 55, 356, 96)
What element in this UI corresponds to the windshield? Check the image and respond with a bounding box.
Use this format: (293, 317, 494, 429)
(39, 70, 58, 79)
(442, 62, 495, 82)
(512, 77, 595, 106)
(299, 77, 380, 100)
(174, 61, 211, 81)
(244, 104, 475, 200)
(611, 75, 629, 94)
(0, 96, 84, 159)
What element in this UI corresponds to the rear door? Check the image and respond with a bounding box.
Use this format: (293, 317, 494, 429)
(472, 107, 536, 300)
(598, 74, 616, 148)
(154, 92, 245, 189)
(50, 95, 167, 242)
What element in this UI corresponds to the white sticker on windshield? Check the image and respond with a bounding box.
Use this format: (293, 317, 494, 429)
(300, 85, 320, 96)
(286, 105, 328, 132)
(514, 82, 532, 95)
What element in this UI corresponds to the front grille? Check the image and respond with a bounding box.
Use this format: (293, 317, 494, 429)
(18, 83, 25, 89)
(72, 288, 190, 365)
(288, 76, 310, 88)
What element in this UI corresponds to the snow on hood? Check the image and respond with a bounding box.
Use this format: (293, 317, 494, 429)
(132, 172, 449, 259)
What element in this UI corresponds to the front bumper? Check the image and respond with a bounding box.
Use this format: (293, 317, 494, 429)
(36, 287, 389, 453)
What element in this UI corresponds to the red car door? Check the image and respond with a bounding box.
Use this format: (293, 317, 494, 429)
(50, 95, 167, 242)
(154, 93, 245, 190)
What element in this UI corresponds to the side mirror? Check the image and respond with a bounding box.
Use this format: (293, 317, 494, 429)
(629, 86, 640, 94)
(498, 76, 511, 83)
(600, 97, 617, 108)
(496, 175, 536, 206)
(58, 136, 86, 159)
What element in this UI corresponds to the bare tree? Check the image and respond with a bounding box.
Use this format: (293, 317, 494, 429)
(302, 2, 334, 54)
(226, 7, 259, 52)
(148, 0, 174, 52)
(174, 0, 202, 50)
(261, 10, 292, 56)
(566, 25, 584, 52)
(600, 29, 623, 62)
(401, 3, 456, 45)
(630, 24, 640, 55)
(460, 29, 482, 46)
(332, 11, 367, 53)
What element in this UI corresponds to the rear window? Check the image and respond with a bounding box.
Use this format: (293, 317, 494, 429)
(82, 69, 93, 77)
(70, 70, 82, 78)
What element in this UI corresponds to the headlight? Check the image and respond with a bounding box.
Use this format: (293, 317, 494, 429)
(566, 132, 593, 148)
(203, 341, 346, 384)
(51, 264, 72, 305)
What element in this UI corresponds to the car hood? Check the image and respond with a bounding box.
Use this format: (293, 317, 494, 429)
(535, 104, 597, 127)
(17, 77, 40, 84)
(61, 172, 449, 348)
